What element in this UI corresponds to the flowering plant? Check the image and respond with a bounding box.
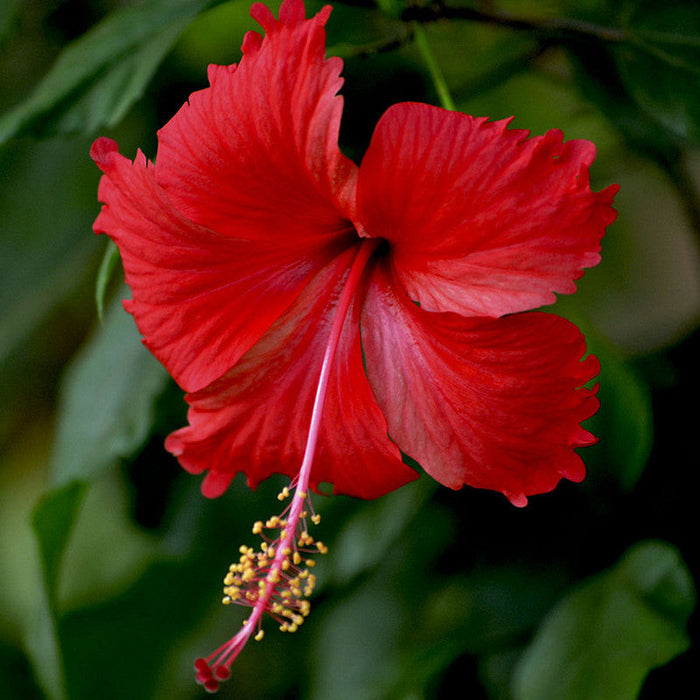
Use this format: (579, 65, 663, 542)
(90, 0, 619, 689)
(2, 0, 699, 696)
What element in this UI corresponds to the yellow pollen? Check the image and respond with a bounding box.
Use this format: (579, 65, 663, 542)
(217, 480, 330, 671)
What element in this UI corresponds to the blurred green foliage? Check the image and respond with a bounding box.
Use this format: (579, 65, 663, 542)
(1, 0, 698, 698)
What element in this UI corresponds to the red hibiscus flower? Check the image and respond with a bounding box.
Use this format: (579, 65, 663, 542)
(91, 0, 618, 689)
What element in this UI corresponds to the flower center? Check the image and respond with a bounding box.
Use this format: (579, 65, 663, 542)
(194, 239, 380, 692)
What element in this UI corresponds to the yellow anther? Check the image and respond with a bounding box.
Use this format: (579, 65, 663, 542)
(298, 491, 307, 499)
(252, 521, 264, 535)
(298, 569, 309, 580)
(277, 487, 290, 501)
(306, 559, 316, 568)
(288, 623, 298, 633)
(282, 559, 290, 571)
(281, 547, 292, 557)
(316, 542, 328, 554)
(222, 596, 231, 605)
(255, 629, 265, 642)
(224, 587, 240, 601)
(293, 552, 302, 565)
(280, 622, 289, 632)
(311, 514, 321, 525)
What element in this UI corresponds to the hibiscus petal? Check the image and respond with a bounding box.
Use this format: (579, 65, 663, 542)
(356, 102, 619, 317)
(92, 137, 353, 393)
(361, 263, 600, 506)
(165, 248, 417, 500)
(155, 0, 359, 238)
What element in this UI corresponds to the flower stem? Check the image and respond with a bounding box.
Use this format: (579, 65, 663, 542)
(298, 238, 380, 488)
(412, 21, 456, 112)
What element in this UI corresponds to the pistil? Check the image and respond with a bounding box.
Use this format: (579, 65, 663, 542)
(194, 239, 380, 692)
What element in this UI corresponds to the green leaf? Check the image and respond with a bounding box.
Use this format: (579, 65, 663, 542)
(28, 482, 87, 700)
(0, 0, 216, 144)
(95, 240, 120, 323)
(32, 483, 88, 608)
(513, 540, 696, 700)
(616, 1, 700, 144)
(49, 292, 169, 488)
(582, 326, 654, 491)
(310, 575, 406, 700)
(0, 0, 20, 46)
(25, 596, 66, 700)
(594, 352, 653, 491)
(550, 306, 654, 491)
(328, 478, 434, 584)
